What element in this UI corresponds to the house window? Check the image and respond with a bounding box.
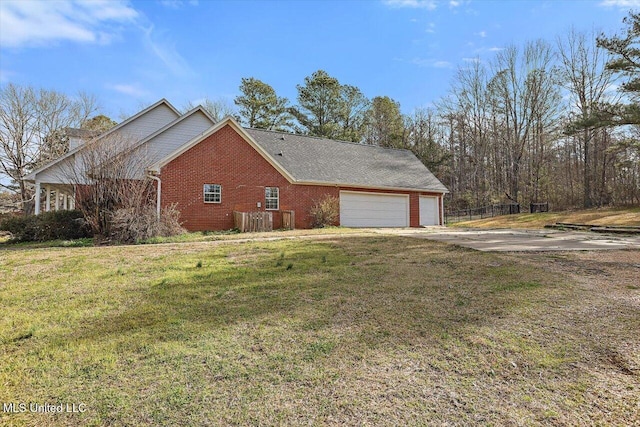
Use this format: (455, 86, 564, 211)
(204, 184, 221, 203)
(265, 187, 279, 210)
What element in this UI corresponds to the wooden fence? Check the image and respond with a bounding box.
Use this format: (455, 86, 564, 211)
(281, 210, 295, 230)
(233, 211, 273, 232)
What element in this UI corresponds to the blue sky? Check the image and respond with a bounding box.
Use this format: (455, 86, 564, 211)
(0, 0, 637, 120)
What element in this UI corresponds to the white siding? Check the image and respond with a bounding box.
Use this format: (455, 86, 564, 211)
(127, 110, 214, 179)
(419, 196, 439, 226)
(340, 191, 409, 227)
(116, 103, 180, 145)
(37, 154, 90, 184)
(32, 103, 180, 185)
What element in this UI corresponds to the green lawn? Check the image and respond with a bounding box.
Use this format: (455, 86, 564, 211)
(1, 234, 638, 425)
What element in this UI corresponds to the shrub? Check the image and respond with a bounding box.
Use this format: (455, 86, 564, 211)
(0, 210, 92, 242)
(309, 195, 340, 228)
(109, 204, 185, 244)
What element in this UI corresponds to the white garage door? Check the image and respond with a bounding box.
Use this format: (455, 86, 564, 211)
(340, 191, 409, 227)
(419, 196, 439, 226)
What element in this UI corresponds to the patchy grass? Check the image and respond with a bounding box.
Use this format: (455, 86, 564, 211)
(0, 237, 95, 250)
(0, 236, 638, 425)
(451, 207, 640, 229)
(139, 226, 360, 245)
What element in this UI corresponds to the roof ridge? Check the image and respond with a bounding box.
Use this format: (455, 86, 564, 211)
(244, 127, 413, 153)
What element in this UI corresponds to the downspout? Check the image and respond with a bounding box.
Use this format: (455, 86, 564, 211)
(148, 172, 161, 220)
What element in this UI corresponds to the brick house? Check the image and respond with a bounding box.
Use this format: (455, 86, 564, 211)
(25, 99, 448, 230)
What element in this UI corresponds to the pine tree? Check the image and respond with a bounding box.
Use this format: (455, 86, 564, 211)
(234, 78, 291, 131)
(596, 12, 640, 125)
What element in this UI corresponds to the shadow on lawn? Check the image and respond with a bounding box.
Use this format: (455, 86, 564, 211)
(65, 237, 556, 348)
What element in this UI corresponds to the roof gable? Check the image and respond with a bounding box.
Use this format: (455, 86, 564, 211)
(25, 99, 180, 182)
(148, 116, 296, 182)
(120, 107, 217, 179)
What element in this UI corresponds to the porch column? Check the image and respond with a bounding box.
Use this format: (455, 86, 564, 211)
(45, 186, 51, 212)
(63, 193, 68, 210)
(54, 190, 60, 211)
(34, 181, 41, 215)
(70, 195, 75, 210)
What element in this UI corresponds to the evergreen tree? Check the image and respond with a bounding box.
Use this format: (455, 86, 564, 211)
(596, 12, 640, 125)
(234, 78, 291, 130)
(290, 70, 343, 138)
(338, 84, 369, 142)
(363, 96, 405, 148)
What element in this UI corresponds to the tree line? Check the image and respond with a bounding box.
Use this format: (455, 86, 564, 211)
(226, 12, 639, 211)
(1, 12, 638, 213)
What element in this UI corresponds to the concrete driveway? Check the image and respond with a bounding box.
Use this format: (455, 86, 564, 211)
(374, 228, 640, 252)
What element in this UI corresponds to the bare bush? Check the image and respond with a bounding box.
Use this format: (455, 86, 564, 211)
(309, 195, 339, 228)
(61, 132, 184, 243)
(110, 204, 185, 244)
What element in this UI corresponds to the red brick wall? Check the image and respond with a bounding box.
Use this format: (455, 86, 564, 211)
(160, 124, 339, 231)
(160, 124, 444, 231)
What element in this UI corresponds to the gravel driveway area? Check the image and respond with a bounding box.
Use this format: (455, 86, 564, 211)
(375, 228, 640, 252)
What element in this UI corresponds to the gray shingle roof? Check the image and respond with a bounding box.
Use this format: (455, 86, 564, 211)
(64, 127, 100, 138)
(245, 128, 448, 193)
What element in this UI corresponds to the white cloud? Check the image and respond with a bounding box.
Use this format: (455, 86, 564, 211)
(0, 68, 17, 83)
(0, 0, 138, 48)
(476, 30, 487, 38)
(160, 0, 199, 9)
(411, 57, 453, 68)
(383, 0, 437, 10)
(160, 0, 183, 8)
(599, 0, 640, 7)
(109, 83, 148, 97)
(433, 60, 453, 68)
(472, 46, 504, 55)
(142, 25, 193, 77)
(425, 22, 436, 33)
(449, 0, 461, 7)
(462, 57, 480, 63)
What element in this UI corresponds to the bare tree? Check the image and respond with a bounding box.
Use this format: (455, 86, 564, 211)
(487, 40, 560, 204)
(59, 133, 184, 242)
(440, 59, 494, 206)
(404, 108, 449, 177)
(557, 29, 617, 207)
(0, 84, 98, 212)
(182, 97, 236, 122)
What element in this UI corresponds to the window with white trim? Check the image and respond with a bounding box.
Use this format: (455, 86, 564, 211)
(203, 184, 221, 203)
(265, 187, 279, 210)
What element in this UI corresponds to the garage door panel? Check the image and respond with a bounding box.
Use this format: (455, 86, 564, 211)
(419, 196, 439, 226)
(340, 192, 409, 227)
